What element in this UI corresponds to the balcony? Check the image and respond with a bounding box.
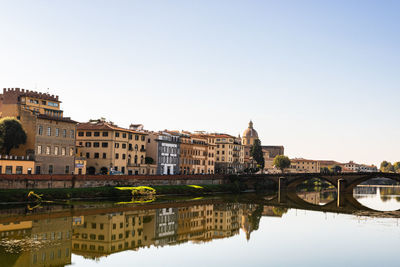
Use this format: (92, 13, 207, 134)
(140, 148, 146, 152)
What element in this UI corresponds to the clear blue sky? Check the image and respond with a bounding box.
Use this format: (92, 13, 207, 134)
(0, 0, 399, 166)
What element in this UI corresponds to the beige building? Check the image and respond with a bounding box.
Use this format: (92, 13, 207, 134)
(213, 134, 244, 174)
(72, 210, 155, 258)
(0, 88, 76, 174)
(0, 156, 35, 174)
(76, 119, 155, 175)
(289, 158, 321, 173)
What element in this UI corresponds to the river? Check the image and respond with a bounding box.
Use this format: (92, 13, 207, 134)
(0, 186, 400, 266)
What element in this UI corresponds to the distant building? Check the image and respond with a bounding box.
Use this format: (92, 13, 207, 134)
(342, 161, 377, 173)
(0, 88, 76, 174)
(289, 158, 321, 173)
(241, 121, 284, 172)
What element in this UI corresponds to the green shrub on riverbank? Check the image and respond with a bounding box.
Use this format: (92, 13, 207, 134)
(0, 183, 249, 203)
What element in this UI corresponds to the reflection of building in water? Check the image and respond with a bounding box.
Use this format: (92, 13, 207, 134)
(0, 217, 72, 267)
(240, 204, 260, 240)
(212, 203, 241, 239)
(354, 186, 377, 195)
(72, 210, 155, 258)
(297, 192, 321, 205)
(155, 208, 178, 246)
(262, 206, 285, 217)
(177, 204, 214, 243)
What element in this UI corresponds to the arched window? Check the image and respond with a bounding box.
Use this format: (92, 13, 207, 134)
(134, 155, 138, 164)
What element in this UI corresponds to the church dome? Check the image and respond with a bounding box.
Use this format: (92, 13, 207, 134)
(243, 120, 258, 139)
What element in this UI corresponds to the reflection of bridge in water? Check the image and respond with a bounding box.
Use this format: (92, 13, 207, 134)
(239, 172, 400, 218)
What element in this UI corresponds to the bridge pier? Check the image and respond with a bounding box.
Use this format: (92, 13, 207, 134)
(337, 178, 346, 208)
(278, 177, 287, 204)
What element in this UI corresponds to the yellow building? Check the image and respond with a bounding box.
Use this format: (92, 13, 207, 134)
(76, 119, 155, 175)
(213, 134, 244, 174)
(289, 158, 321, 173)
(177, 204, 214, 242)
(0, 157, 35, 174)
(72, 210, 156, 258)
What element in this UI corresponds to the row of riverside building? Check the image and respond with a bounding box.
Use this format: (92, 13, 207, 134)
(0, 88, 284, 175)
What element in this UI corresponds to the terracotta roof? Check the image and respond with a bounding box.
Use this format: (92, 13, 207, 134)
(77, 121, 147, 135)
(37, 114, 76, 123)
(291, 158, 320, 163)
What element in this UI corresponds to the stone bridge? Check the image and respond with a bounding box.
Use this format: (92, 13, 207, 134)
(238, 172, 400, 217)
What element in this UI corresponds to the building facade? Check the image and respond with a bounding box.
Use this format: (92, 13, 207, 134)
(213, 134, 244, 174)
(0, 88, 76, 174)
(289, 158, 321, 173)
(76, 119, 155, 175)
(146, 132, 180, 175)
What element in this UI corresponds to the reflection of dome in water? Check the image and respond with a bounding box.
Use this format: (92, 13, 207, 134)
(243, 121, 258, 139)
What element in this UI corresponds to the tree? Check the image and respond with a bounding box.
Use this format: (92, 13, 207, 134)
(394, 162, 400, 173)
(331, 165, 342, 173)
(250, 139, 265, 170)
(380, 161, 395, 173)
(273, 155, 291, 173)
(320, 167, 331, 174)
(0, 117, 27, 155)
(145, 157, 154, 164)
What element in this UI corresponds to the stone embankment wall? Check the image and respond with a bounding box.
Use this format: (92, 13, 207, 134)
(0, 174, 226, 189)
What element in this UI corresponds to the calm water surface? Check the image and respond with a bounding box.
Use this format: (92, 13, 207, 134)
(1, 186, 400, 267)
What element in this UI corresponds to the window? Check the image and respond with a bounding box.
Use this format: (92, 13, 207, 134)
(115, 143, 119, 148)
(48, 101, 58, 107)
(85, 142, 91, 147)
(115, 132, 120, 137)
(70, 130, 74, 138)
(35, 166, 41, 174)
(55, 128, 59, 137)
(62, 129, 67, 138)
(37, 145, 42, 154)
(98, 235, 105, 240)
(141, 135, 145, 141)
(38, 125, 43, 135)
(135, 135, 139, 140)
(94, 153, 99, 159)
(94, 132, 100, 137)
(102, 153, 107, 159)
(70, 148, 74, 156)
(61, 147, 66, 156)
(102, 132, 108, 137)
(54, 146, 59, 155)
(78, 131, 84, 137)
(47, 127, 51, 136)
(93, 142, 100, 147)
(5, 166, 12, 174)
(46, 146, 51, 155)
(115, 153, 119, 159)
(102, 142, 108, 148)
(86, 152, 90, 158)
(129, 134, 132, 140)
(65, 165, 70, 174)
(49, 165, 53, 174)
(122, 143, 126, 149)
(122, 154, 126, 160)
(122, 133, 127, 138)
(86, 132, 92, 137)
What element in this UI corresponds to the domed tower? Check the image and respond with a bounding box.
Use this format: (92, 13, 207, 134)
(242, 120, 259, 147)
